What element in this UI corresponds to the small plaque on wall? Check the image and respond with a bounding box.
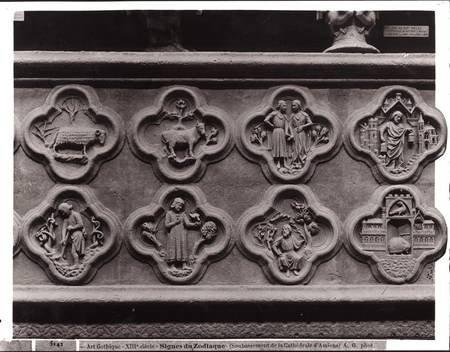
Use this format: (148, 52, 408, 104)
(383, 25, 429, 37)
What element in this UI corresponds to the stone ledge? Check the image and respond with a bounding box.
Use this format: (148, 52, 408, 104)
(14, 284, 434, 304)
(14, 51, 435, 81)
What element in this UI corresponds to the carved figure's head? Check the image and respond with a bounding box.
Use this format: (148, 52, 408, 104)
(291, 100, 302, 112)
(95, 129, 107, 145)
(277, 100, 287, 113)
(281, 224, 292, 238)
(171, 197, 185, 212)
(57, 202, 73, 218)
(196, 122, 206, 136)
(390, 110, 404, 124)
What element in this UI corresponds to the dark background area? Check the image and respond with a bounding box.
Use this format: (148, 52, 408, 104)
(14, 10, 435, 53)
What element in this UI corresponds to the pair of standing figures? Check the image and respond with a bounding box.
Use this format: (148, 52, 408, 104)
(264, 99, 314, 170)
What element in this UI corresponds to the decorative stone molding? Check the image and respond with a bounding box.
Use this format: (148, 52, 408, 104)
(237, 86, 341, 183)
(125, 185, 234, 284)
(344, 86, 447, 184)
(21, 85, 125, 183)
(237, 185, 341, 284)
(128, 86, 234, 183)
(319, 11, 379, 53)
(14, 211, 22, 257)
(21, 185, 122, 285)
(344, 185, 446, 284)
(14, 117, 21, 153)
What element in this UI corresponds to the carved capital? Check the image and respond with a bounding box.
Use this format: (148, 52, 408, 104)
(21, 185, 122, 285)
(237, 185, 342, 284)
(237, 86, 341, 183)
(320, 11, 379, 53)
(344, 185, 446, 284)
(125, 185, 234, 284)
(128, 86, 234, 183)
(22, 85, 125, 183)
(344, 86, 447, 183)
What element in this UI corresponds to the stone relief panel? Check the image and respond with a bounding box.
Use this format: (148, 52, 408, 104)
(125, 185, 234, 284)
(344, 86, 447, 183)
(344, 185, 446, 284)
(14, 211, 22, 257)
(21, 185, 122, 285)
(128, 86, 234, 183)
(237, 86, 341, 183)
(22, 85, 125, 183)
(237, 185, 341, 284)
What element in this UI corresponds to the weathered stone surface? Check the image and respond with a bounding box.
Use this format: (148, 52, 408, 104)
(20, 185, 122, 284)
(345, 185, 446, 284)
(128, 86, 234, 183)
(237, 86, 341, 183)
(125, 185, 234, 284)
(21, 84, 125, 183)
(344, 85, 447, 183)
(13, 51, 443, 338)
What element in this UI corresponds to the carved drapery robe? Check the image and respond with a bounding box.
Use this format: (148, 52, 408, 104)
(266, 112, 289, 158)
(290, 111, 312, 162)
(63, 211, 86, 257)
(383, 121, 407, 165)
(272, 234, 305, 271)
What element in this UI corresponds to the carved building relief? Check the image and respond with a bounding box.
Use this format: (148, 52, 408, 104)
(14, 211, 22, 257)
(344, 86, 447, 183)
(125, 185, 234, 284)
(128, 86, 234, 183)
(237, 185, 341, 284)
(344, 185, 446, 284)
(21, 185, 121, 284)
(238, 86, 341, 183)
(22, 85, 125, 183)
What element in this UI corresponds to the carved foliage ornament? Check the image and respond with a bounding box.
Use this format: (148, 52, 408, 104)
(125, 185, 234, 284)
(237, 185, 341, 284)
(344, 185, 446, 284)
(344, 86, 447, 183)
(22, 85, 125, 183)
(21, 185, 121, 284)
(128, 86, 234, 183)
(238, 86, 341, 183)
